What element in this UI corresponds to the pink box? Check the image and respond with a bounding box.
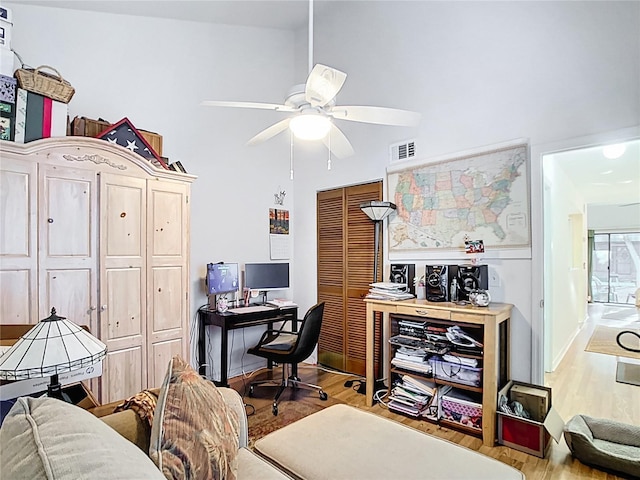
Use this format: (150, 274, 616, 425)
(439, 390, 482, 431)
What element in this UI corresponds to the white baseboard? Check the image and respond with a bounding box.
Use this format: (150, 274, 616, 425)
(549, 325, 583, 372)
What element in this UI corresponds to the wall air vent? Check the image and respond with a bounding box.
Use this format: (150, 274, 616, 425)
(390, 140, 416, 163)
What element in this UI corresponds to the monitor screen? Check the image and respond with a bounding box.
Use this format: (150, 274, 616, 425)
(244, 262, 290, 291)
(206, 263, 239, 295)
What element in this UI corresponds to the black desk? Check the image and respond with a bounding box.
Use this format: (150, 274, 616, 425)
(198, 305, 299, 386)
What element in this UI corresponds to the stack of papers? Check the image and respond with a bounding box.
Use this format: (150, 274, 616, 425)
(391, 345, 432, 374)
(366, 282, 415, 301)
(267, 298, 297, 308)
(388, 374, 437, 417)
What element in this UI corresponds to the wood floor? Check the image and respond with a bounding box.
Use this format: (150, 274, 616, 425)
(229, 304, 640, 480)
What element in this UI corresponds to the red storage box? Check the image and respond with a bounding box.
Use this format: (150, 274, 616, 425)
(497, 381, 564, 458)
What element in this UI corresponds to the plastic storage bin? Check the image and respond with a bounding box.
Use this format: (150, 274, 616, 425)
(429, 356, 482, 387)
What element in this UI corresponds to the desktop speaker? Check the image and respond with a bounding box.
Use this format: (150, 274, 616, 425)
(389, 264, 415, 295)
(456, 264, 488, 301)
(425, 265, 452, 302)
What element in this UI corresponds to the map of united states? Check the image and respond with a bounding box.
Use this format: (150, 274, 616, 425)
(387, 145, 529, 251)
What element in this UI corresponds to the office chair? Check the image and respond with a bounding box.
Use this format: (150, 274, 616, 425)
(247, 302, 327, 415)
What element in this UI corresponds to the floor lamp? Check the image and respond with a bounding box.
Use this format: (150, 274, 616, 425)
(360, 200, 397, 397)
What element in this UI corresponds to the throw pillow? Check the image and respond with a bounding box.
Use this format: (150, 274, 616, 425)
(0, 396, 165, 480)
(114, 388, 159, 427)
(149, 356, 239, 480)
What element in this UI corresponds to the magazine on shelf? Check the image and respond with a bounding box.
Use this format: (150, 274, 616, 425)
(391, 358, 432, 374)
(388, 400, 425, 417)
(390, 387, 432, 407)
(401, 375, 437, 396)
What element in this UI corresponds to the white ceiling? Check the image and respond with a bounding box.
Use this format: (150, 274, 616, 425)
(550, 139, 640, 206)
(17, 1, 640, 209)
(16, 0, 328, 29)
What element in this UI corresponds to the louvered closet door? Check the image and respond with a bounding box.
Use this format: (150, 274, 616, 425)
(317, 181, 382, 376)
(317, 188, 345, 371)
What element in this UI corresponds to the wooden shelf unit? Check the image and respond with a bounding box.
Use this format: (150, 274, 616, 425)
(364, 298, 512, 446)
(388, 314, 485, 436)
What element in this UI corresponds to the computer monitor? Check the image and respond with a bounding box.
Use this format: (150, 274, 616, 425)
(244, 262, 290, 291)
(206, 263, 239, 295)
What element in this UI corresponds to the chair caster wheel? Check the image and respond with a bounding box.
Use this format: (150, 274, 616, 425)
(272, 404, 278, 416)
(248, 386, 254, 397)
(319, 391, 328, 401)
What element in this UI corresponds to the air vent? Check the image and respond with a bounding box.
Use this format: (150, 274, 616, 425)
(390, 140, 416, 162)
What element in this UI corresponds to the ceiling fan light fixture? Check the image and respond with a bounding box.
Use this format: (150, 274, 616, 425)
(289, 112, 331, 140)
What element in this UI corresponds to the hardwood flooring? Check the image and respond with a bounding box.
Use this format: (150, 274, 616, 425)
(229, 304, 640, 480)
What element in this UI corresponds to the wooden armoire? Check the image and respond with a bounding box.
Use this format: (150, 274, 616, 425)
(0, 137, 195, 403)
(316, 181, 383, 376)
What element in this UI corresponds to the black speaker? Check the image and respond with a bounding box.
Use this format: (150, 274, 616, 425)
(456, 264, 488, 301)
(425, 265, 451, 302)
(389, 264, 415, 295)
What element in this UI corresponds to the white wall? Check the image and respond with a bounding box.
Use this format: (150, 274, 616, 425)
(6, 3, 298, 379)
(543, 157, 587, 371)
(7, 1, 640, 383)
(292, 1, 640, 382)
(588, 204, 640, 231)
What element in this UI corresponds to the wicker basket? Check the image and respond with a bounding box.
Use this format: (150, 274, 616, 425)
(15, 65, 75, 103)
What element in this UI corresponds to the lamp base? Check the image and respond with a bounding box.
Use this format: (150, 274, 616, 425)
(47, 374, 64, 400)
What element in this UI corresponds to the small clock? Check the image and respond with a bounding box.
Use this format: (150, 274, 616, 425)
(469, 289, 491, 307)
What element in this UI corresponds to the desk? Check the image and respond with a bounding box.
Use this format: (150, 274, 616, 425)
(198, 305, 298, 386)
(365, 298, 512, 447)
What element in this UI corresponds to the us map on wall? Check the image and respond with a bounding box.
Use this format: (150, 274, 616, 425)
(387, 143, 530, 255)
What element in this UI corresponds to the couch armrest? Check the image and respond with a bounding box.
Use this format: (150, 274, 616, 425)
(218, 387, 249, 449)
(100, 408, 151, 452)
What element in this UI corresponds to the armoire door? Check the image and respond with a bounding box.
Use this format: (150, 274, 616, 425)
(146, 180, 190, 389)
(317, 181, 383, 376)
(38, 164, 98, 332)
(0, 158, 38, 323)
(99, 172, 147, 403)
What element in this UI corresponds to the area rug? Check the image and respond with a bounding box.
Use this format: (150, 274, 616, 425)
(247, 396, 342, 448)
(601, 308, 639, 322)
(585, 325, 640, 360)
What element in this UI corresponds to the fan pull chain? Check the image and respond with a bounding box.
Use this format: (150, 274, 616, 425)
(308, 0, 314, 74)
(327, 131, 332, 170)
(290, 132, 295, 180)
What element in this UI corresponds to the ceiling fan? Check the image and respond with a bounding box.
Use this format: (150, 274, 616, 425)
(201, 0, 421, 159)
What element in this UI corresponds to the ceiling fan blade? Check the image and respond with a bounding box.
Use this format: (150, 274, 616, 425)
(322, 124, 354, 159)
(305, 64, 347, 107)
(247, 118, 291, 146)
(201, 100, 295, 112)
(330, 105, 421, 127)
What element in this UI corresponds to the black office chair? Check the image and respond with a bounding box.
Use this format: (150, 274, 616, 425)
(247, 302, 327, 415)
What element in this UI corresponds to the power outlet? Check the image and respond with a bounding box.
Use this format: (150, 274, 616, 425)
(489, 267, 501, 287)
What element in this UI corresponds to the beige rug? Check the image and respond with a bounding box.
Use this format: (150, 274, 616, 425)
(585, 325, 640, 361)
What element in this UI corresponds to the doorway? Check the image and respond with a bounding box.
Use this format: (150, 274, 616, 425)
(541, 137, 640, 373)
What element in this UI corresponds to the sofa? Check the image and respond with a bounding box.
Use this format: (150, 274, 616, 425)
(0, 357, 525, 480)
